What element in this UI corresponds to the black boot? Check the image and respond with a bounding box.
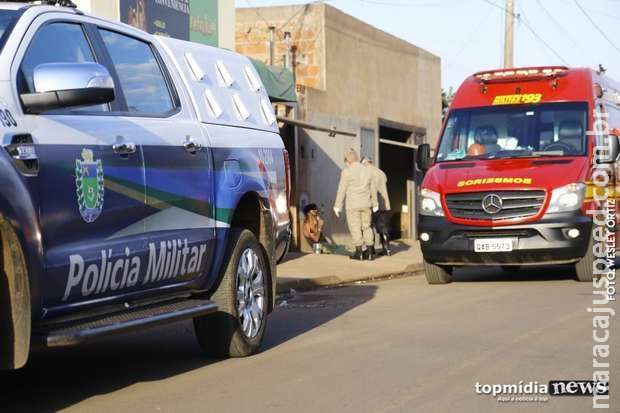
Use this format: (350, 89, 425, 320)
(350, 246, 363, 260)
(366, 246, 375, 261)
(381, 233, 392, 256)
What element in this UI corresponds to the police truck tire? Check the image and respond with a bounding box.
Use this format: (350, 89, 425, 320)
(575, 228, 597, 282)
(194, 228, 269, 358)
(424, 259, 452, 284)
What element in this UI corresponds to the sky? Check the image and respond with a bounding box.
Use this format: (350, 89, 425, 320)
(236, 0, 620, 90)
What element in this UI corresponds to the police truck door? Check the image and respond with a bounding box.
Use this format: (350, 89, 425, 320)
(14, 18, 149, 309)
(97, 28, 216, 290)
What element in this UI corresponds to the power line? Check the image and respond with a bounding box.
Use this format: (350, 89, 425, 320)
(444, 4, 495, 68)
(481, 0, 569, 65)
(517, 3, 569, 65)
(356, 0, 461, 7)
(534, 0, 576, 46)
(573, 0, 620, 54)
(243, 0, 272, 29)
(580, 5, 620, 20)
(275, 4, 310, 31)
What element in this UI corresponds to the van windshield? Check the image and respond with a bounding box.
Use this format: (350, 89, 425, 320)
(436, 102, 589, 162)
(0, 10, 18, 53)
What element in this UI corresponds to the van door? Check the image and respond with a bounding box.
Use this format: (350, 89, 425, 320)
(14, 20, 149, 309)
(97, 28, 216, 289)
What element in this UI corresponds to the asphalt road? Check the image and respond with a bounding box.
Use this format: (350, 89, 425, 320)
(1, 266, 617, 412)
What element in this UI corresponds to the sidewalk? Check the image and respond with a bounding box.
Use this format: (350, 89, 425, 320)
(276, 239, 424, 294)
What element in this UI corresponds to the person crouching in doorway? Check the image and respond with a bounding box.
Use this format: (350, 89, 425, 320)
(333, 148, 378, 260)
(302, 203, 324, 253)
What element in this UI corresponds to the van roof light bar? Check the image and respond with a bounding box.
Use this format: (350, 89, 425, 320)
(474, 66, 569, 83)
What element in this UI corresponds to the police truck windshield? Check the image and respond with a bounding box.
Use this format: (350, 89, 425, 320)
(436, 102, 588, 162)
(0, 10, 18, 53)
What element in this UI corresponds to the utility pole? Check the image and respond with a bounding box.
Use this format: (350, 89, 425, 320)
(283, 31, 292, 69)
(268, 26, 275, 66)
(503, 0, 514, 68)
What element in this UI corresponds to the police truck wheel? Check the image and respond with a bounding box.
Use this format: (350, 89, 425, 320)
(194, 229, 269, 357)
(575, 228, 597, 282)
(423, 259, 452, 284)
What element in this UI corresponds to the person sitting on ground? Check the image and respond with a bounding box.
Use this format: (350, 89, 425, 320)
(302, 203, 324, 246)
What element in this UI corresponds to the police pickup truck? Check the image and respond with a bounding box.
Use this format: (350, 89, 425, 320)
(0, 1, 291, 369)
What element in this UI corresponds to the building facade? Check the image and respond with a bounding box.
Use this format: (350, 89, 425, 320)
(74, 0, 235, 50)
(237, 4, 442, 250)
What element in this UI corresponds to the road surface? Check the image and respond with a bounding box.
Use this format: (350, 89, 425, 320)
(1, 266, 616, 412)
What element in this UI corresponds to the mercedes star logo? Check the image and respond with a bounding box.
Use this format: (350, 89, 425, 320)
(482, 194, 503, 215)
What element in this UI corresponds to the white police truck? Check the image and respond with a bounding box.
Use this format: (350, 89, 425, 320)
(0, 0, 291, 369)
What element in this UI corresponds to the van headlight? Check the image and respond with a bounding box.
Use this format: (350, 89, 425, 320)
(420, 188, 444, 216)
(547, 183, 585, 213)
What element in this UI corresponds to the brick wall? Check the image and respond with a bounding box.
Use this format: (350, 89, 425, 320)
(235, 4, 326, 90)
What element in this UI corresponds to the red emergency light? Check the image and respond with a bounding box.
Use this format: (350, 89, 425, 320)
(474, 66, 569, 83)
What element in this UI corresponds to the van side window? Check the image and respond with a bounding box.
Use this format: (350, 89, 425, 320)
(20, 22, 105, 112)
(99, 29, 175, 115)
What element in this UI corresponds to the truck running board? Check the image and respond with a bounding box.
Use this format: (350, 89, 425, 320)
(35, 299, 218, 347)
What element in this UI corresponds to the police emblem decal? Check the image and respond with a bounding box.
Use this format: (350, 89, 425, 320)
(75, 149, 104, 223)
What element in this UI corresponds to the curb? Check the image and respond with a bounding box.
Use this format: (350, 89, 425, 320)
(275, 263, 425, 295)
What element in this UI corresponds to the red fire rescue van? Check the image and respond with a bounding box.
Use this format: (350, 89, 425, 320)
(416, 66, 620, 284)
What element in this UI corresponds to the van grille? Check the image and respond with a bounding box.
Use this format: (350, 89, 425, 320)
(445, 191, 546, 221)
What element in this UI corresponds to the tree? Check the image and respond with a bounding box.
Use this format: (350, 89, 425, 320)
(441, 87, 454, 120)
(441, 87, 454, 111)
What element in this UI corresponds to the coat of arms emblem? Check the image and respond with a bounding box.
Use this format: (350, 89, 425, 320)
(75, 149, 104, 223)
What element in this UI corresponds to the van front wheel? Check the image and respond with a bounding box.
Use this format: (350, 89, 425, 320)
(575, 228, 597, 282)
(423, 260, 452, 284)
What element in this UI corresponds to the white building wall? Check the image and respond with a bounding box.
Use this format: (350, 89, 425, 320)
(73, 0, 119, 20)
(217, 0, 235, 50)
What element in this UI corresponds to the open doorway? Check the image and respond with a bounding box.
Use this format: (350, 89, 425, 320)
(378, 119, 425, 240)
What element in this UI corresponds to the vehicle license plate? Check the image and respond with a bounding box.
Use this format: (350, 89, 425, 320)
(474, 238, 513, 252)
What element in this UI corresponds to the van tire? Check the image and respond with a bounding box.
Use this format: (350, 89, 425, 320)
(575, 228, 597, 282)
(424, 260, 452, 284)
(194, 229, 269, 357)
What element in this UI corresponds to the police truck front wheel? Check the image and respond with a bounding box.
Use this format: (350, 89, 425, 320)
(423, 259, 452, 284)
(194, 229, 269, 357)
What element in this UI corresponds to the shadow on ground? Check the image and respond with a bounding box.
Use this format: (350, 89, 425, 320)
(0, 285, 377, 412)
(453, 265, 577, 282)
(279, 238, 414, 264)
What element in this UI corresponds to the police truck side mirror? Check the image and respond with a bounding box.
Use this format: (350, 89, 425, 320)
(416, 143, 432, 171)
(21, 62, 115, 114)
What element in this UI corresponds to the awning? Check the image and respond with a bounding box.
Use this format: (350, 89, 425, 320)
(277, 116, 356, 137)
(250, 58, 297, 103)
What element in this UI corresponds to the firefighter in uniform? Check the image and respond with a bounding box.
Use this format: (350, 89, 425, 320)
(333, 149, 378, 260)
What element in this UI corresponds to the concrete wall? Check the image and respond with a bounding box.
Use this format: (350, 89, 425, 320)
(296, 113, 360, 248)
(308, 5, 441, 146)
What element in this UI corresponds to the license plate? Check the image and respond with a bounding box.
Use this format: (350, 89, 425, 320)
(474, 238, 513, 252)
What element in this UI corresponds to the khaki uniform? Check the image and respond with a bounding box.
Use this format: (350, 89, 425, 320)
(368, 164, 391, 210)
(334, 162, 377, 247)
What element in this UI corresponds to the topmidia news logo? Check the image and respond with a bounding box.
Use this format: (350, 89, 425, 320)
(548, 380, 609, 397)
(475, 380, 609, 404)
